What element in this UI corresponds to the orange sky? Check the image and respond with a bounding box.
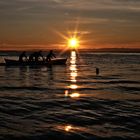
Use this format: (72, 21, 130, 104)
(0, 0, 140, 50)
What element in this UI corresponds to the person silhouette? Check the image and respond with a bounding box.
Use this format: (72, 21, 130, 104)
(29, 51, 44, 62)
(29, 52, 35, 61)
(96, 67, 99, 76)
(35, 50, 44, 61)
(19, 51, 27, 62)
(46, 50, 56, 61)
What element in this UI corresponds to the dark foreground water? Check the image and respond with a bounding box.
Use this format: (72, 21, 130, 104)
(0, 50, 140, 140)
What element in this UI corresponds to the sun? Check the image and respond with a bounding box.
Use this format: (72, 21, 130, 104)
(68, 38, 79, 49)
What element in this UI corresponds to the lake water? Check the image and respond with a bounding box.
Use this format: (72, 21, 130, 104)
(0, 50, 140, 140)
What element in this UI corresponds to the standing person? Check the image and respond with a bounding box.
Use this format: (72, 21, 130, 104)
(35, 50, 44, 61)
(46, 50, 56, 61)
(29, 50, 44, 62)
(19, 51, 27, 62)
(29, 52, 35, 61)
(96, 67, 99, 76)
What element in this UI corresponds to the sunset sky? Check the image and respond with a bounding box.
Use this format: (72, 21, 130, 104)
(0, 0, 140, 50)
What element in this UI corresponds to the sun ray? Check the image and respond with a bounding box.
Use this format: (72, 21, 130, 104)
(51, 17, 88, 52)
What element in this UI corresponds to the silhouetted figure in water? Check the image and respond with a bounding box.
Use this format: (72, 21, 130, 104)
(29, 53, 34, 61)
(96, 67, 99, 76)
(19, 51, 27, 62)
(29, 51, 44, 62)
(35, 51, 44, 61)
(46, 50, 56, 61)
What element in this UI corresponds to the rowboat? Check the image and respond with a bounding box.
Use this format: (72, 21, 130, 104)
(3, 58, 67, 66)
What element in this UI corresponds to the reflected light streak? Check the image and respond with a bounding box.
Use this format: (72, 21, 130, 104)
(67, 50, 80, 98)
(57, 124, 94, 135)
(70, 66, 77, 71)
(70, 60, 76, 65)
(71, 51, 76, 57)
(71, 79, 77, 83)
(70, 72, 77, 78)
(65, 125, 72, 132)
(71, 55, 76, 59)
(70, 50, 77, 84)
(70, 93, 80, 98)
(71, 54, 76, 58)
(70, 84, 78, 89)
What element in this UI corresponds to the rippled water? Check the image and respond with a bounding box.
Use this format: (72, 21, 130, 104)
(0, 51, 140, 140)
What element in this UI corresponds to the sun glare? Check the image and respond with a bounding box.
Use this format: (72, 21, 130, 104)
(68, 38, 79, 49)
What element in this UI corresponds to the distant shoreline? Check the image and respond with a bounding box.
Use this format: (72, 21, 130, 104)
(0, 48, 140, 53)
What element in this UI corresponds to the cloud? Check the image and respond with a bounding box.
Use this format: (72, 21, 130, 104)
(1, 0, 140, 19)
(1, 0, 140, 13)
(0, 0, 140, 46)
(55, 0, 140, 11)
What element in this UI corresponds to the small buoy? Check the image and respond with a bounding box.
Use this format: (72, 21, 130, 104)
(96, 67, 99, 75)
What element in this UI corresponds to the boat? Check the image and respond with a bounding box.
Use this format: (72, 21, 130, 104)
(4, 58, 67, 66)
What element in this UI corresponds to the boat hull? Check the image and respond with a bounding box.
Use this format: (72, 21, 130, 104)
(4, 58, 67, 66)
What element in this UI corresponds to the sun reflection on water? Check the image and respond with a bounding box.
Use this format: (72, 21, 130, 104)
(65, 50, 81, 99)
(71, 51, 76, 57)
(70, 84, 78, 89)
(70, 51, 77, 84)
(70, 72, 77, 78)
(65, 125, 72, 132)
(56, 124, 94, 135)
(70, 93, 80, 98)
(70, 65, 77, 71)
